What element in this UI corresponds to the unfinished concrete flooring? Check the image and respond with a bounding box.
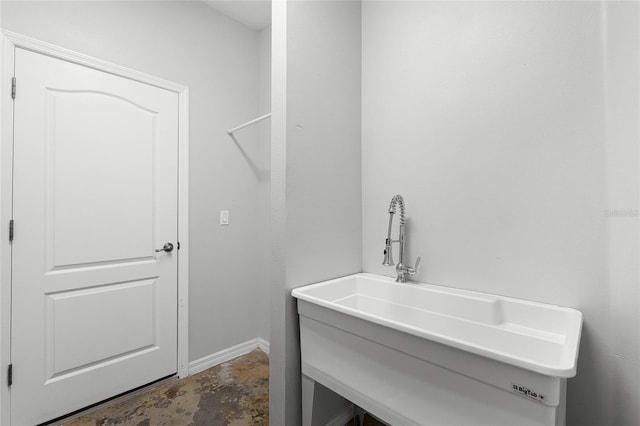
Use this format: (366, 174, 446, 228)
(62, 349, 269, 426)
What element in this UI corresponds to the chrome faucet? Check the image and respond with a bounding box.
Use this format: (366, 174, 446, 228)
(382, 195, 421, 283)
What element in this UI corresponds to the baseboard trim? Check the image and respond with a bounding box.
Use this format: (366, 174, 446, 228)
(256, 337, 270, 354)
(188, 337, 270, 376)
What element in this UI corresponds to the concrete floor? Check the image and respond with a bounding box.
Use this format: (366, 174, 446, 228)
(62, 349, 269, 426)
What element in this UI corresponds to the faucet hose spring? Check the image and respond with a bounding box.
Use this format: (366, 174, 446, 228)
(388, 195, 406, 226)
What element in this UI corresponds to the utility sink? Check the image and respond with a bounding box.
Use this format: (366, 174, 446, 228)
(293, 273, 583, 426)
(293, 273, 581, 377)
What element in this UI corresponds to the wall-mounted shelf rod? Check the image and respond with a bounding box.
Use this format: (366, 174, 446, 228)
(227, 113, 271, 137)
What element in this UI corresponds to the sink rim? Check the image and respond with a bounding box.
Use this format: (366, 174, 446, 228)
(292, 272, 583, 378)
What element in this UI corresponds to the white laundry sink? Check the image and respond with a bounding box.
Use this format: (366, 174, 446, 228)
(293, 273, 583, 426)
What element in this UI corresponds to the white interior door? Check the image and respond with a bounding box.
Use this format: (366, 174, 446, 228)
(10, 48, 179, 425)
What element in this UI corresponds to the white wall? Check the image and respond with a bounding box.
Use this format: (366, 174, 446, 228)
(270, 1, 362, 424)
(1, 1, 268, 363)
(257, 25, 272, 344)
(362, 2, 638, 425)
(599, 2, 640, 423)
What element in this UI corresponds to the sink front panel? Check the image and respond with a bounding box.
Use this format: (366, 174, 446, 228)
(298, 299, 567, 426)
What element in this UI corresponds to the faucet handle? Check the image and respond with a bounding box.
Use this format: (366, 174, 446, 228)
(407, 256, 421, 275)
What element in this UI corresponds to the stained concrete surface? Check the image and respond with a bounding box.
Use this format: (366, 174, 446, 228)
(63, 349, 269, 426)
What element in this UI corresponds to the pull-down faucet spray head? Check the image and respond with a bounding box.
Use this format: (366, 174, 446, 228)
(382, 210, 395, 266)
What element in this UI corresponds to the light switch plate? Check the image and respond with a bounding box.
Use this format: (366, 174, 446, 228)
(220, 210, 229, 225)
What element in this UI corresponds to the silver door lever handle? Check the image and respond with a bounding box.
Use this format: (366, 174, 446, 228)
(155, 243, 174, 253)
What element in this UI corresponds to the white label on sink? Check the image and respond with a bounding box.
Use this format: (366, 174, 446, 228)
(511, 383, 546, 404)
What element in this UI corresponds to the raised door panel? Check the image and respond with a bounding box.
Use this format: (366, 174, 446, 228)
(45, 279, 158, 381)
(47, 90, 156, 269)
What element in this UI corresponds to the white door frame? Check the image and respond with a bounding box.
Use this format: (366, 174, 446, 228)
(0, 30, 190, 426)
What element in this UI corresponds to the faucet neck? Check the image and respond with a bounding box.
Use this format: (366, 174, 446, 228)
(396, 223, 406, 268)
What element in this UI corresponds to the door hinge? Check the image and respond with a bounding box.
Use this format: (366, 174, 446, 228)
(7, 364, 12, 387)
(177, 241, 180, 250)
(11, 77, 16, 100)
(9, 220, 14, 242)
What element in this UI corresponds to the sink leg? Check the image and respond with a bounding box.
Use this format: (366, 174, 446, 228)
(302, 374, 353, 426)
(301, 375, 315, 426)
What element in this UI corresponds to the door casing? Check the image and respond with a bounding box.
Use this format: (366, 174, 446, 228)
(0, 30, 190, 426)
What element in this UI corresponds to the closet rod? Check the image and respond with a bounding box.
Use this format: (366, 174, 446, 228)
(227, 113, 271, 136)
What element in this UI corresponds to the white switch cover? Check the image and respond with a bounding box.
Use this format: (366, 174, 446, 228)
(220, 210, 229, 225)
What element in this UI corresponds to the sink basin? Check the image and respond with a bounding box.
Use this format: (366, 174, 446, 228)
(293, 273, 583, 426)
(292, 273, 582, 377)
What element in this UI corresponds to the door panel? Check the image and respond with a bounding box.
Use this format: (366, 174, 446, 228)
(45, 279, 158, 379)
(47, 89, 155, 268)
(11, 48, 179, 425)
